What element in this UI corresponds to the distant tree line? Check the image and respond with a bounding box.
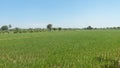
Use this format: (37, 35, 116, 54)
(0, 24, 120, 34)
(0, 24, 63, 34)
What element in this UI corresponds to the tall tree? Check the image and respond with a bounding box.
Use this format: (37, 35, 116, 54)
(8, 24, 12, 28)
(47, 24, 52, 31)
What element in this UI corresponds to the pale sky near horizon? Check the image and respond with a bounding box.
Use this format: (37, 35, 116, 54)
(0, 0, 120, 28)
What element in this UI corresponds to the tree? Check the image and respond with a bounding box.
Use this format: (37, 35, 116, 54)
(1, 25, 9, 30)
(53, 28, 57, 31)
(58, 27, 62, 31)
(47, 24, 52, 31)
(117, 27, 120, 29)
(86, 26, 93, 30)
(8, 24, 12, 28)
(13, 27, 20, 33)
(15, 27, 20, 31)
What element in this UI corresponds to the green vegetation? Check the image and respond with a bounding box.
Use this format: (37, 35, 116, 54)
(1, 25, 9, 31)
(0, 30, 120, 68)
(47, 24, 52, 31)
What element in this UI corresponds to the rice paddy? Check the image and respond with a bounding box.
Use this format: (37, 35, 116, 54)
(0, 30, 120, 68)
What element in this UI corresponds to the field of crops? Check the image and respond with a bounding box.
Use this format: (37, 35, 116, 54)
(0, 30, 120, 68)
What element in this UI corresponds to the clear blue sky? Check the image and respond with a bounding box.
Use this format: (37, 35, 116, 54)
(0, 0, 120, 28)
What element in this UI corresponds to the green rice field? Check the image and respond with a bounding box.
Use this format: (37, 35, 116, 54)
(0, 30, 120, 68)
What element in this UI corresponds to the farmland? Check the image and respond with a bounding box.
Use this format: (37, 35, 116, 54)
(0, 30, 120, 68)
